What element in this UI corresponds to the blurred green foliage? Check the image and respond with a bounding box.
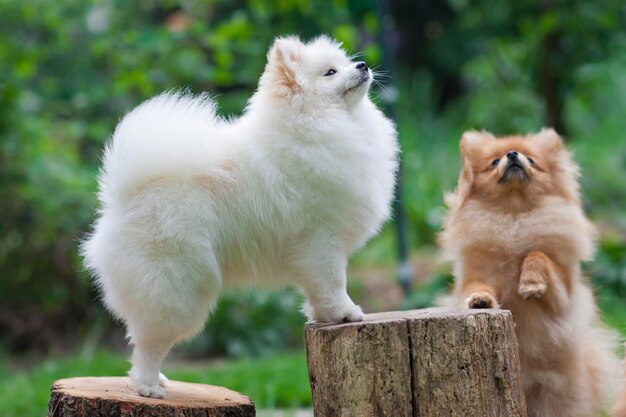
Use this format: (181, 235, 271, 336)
(454, 0, 624, 133)
(189, 289, 305, 358)
(594, 240, 626, 293)
(0, 0, 625, 357)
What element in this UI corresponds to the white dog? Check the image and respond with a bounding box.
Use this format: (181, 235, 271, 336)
(82, 35, 399, 398)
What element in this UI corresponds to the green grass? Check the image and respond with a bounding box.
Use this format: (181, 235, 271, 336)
(0, 350, 310, 417)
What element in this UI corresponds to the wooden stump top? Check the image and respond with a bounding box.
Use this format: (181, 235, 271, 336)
(307, 306, 509, 330)
(49, 377, 255, 417)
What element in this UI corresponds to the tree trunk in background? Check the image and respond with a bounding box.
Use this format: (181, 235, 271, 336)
(539, 0, 566, 136)
(305, 308, 527, 417)
(540, 31, 565, 135)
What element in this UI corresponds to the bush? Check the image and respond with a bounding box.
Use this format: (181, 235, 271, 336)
(184, 288, 305, 358)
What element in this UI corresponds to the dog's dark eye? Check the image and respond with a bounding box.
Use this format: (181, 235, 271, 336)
(527, 157, 535, 165)
(491, 159, 500, 167)
(324, 69, 337, 76)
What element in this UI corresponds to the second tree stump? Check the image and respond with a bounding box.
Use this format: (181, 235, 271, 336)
(305, 308, 527, 417)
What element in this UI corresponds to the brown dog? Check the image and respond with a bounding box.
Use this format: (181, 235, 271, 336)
(439, 129, 620, 417)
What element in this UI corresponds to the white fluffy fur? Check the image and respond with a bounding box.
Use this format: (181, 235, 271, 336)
(82, 35, 398, 398)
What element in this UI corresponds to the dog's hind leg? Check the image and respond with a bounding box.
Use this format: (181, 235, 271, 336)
(88, 223, 221, 398)
(123, 273, 220, 398)
(128, 335, 174, 398)
(121, 251, 221, 398)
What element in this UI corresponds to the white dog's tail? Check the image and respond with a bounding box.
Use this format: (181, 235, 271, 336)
(98, 91, 226, 206)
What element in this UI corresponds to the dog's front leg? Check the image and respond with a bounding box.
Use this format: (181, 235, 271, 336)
(518, 251, 569, 310)
(461, 281, 500, 309)
(289, 232, 364, 323)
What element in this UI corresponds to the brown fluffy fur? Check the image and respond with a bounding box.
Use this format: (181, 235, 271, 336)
(439, 129, 621, 417)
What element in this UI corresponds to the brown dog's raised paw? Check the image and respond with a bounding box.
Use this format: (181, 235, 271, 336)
(518, 281, 547, 300)
(465, 291, 499, 309)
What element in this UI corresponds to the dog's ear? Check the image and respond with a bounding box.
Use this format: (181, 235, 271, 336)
(456, 162, 474, 204)
(263, 36, 304, 98)
(533, 128, 580, 203)
(457, 131, 493, 202)
(532, 128, 563, 153)
(459, 130, 493, 162)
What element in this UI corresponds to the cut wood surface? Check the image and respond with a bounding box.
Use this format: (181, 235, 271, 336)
(305, 308, 527, 417)
(48, 377, 255, 417)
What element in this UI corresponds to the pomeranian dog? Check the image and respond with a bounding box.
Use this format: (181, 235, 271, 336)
(439, 129, 620, 417)
(82, 35, 398, 398)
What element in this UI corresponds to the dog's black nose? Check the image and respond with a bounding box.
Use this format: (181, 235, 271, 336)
(356, 61, 368, 71)
(507, 150, 519, 160)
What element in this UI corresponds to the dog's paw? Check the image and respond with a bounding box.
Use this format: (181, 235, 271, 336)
(130, 367, 166, 398)
(135, 382, 166, 399)
(341, 304, 365, 322)
(518, 279, 547, 300)
(307, 301, 365, 323)
(465, 291, 498, 309)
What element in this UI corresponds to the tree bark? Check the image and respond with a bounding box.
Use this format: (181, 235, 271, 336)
(48, 377, 255, 417)
(305, 308, 527, 417)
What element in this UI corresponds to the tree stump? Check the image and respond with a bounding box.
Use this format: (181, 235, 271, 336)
(305, 308, 527, 417)
(48, 377, 255, 417)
